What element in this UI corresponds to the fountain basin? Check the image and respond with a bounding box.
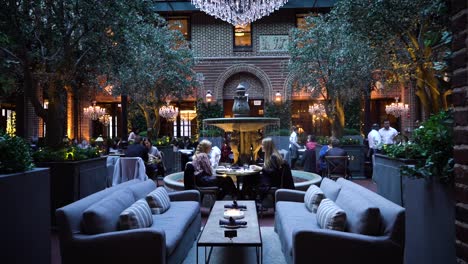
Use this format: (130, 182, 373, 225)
(163, 170, 322, 191)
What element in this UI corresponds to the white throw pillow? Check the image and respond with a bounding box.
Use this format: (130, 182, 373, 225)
(119, 199, 153, 230)
(304, 185, 325, 213)
(146, 187, 171, 214)
(316, 198, 347, 231)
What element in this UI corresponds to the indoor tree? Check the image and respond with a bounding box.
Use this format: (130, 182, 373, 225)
(105, 16, 197, 139)
(289, 14, 384, 137)
(0, 0, 147, 147)
(334, 0, 451, 117)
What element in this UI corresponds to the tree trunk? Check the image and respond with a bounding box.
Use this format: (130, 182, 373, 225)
(327, 98, 345, 138)
(152, 107, 161, 139)
(46, 82, 67, 148)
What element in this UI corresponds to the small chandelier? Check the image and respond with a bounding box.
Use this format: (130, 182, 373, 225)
(308, 103, 326, 117)
(159, 100, 179, 121)
(385, 97, 409, 118)
(99, 114, 111, 126)
(191, 0, 289, 26)
(83, 101, 106, 120)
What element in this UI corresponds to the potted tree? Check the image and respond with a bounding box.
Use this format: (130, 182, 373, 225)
(0, 131, 50, 264)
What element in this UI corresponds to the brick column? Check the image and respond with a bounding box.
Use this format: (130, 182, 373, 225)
(452, 0, 468, 262)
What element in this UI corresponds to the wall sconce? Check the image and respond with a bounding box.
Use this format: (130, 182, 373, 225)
(206, 90, 213, 103)
(43, 99, 49, 109)
(275, 92, 282, 103)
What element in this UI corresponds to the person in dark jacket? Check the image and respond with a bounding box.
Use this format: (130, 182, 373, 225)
(125, 136, 148, 163)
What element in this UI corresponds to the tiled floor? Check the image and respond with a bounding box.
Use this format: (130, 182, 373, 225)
(51, 178, 376, 264)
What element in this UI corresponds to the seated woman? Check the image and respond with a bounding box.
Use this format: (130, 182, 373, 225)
(243, 137, 284, 198)
(143, 138, 165, 179)
(192, 139, 237, 200)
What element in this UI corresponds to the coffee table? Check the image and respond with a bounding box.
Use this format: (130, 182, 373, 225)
(197, 200, 262, 264)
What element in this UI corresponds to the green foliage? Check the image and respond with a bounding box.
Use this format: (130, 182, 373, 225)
(264, 100, 291, 130)
(154, 136, 172, 147)
(343, 128, 361, 135)
(33, 146, 100, 162)
(344, 99, 361, 132)
(315, 136, 361, 146)
(0, 132, 34, 174)
(196, 99, 224, 137)
(382, 111, 453, 181)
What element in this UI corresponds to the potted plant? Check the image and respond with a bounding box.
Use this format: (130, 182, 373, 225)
(0, 131, 50, 264)
(33, 144, 107, 226)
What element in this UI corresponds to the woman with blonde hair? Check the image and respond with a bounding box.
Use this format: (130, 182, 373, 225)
(261, 137, 284, 187)
(192, 139, 237, 199)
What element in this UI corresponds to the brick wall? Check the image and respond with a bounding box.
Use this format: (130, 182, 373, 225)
(452, 0, 468, 262)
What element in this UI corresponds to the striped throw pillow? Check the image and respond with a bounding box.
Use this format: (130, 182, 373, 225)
(119, 199, 153, 230)
(317, 198, 347, 231)
(304, 184, 325, 213)
(146, 187, 171, 214)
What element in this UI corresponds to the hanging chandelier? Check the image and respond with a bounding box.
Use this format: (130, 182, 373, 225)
(385, 97, 409, 118)
(99, 114, 111, 126)
(159, 100, 179, 121)
(191, 0, 289, 26)
(83, 101, 106, 120)
(308, 103, 326, 117)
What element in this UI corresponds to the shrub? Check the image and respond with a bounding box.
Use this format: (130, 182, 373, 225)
(33, 146, 100, 162)
(0, 131, 34, 174)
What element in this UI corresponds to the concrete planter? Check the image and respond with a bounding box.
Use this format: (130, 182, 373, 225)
(36, 157, 107, 225)
(404, 177, 455, 264)
(372, 154, 418, 206)
(0, 168, 51, 264)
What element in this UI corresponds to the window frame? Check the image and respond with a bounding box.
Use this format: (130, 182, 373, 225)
(233, 24, 253, 52)
(167, 16, 191, 41)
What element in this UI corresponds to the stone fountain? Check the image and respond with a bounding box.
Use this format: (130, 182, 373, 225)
(203, 82, 280, 164)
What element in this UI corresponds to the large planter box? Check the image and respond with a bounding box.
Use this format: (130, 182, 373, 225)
(36, 157, 107, 225)
(0, 168, 51, 264)
(404, 177, 455, 264)
(315, 144, 365, 177)
(372, 154, 418, 206)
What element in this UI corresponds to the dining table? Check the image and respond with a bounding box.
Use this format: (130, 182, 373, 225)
(215, 166, 262, 191)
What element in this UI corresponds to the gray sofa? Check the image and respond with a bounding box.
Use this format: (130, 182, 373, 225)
(275, 178, 405, 264)
(56, 179, 201, 264)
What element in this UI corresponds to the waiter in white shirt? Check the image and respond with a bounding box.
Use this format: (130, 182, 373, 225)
(379, 120, 398, 145)
(367, 123, 382, 157)
(289, 126, 301, 169)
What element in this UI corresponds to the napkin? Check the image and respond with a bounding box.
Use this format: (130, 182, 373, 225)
(219, 217, 247, 226)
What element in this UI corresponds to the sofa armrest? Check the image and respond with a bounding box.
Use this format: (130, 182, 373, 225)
(275, 189, 305, 203)
(293, 229, 403, 264)
(62, 228, 166, 264)
(168, 190, 200, 202)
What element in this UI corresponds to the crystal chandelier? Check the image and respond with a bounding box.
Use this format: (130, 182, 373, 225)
(83, 101, 106, 120)
(99, 114, 111, 126)
(385, 97, 409, 118)
(308, 103, 326, 117)
(191, 0, 289, 26)
(159, 100, 179, 121)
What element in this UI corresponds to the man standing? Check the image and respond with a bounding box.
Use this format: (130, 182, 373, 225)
(379, 120, 398, 145)
(367, 123, 382, 157)
(289, 126, 301, 169)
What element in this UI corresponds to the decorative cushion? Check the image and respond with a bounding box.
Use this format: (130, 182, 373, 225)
(146, 187, 171, 214)
(316, 198, 347, 231)
(119, 199, 153, 230)
(304, 184, 325, 213)
(320, 177, 342, 201)
(82, 188, 135, 234)
(335, 188, 381, 235)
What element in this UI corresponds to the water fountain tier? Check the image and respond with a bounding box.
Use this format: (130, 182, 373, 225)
(203, 83, 280, 164)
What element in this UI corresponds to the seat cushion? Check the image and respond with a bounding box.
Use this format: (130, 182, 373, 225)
(146, 187, 171, 214)
(320, 177, 342, 201)
(82, 188, 135, 234)
(276, 201, 320, 258)
(335, 187, 381, 235)
(150, 201, 200, 255)
(316, 198, 347, 231)
(304, 184, 325, 213)
(119, 199, 153, 230)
